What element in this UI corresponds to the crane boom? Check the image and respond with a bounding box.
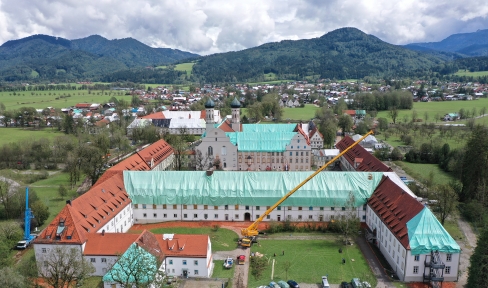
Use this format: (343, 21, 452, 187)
(241, 130, 374, 237)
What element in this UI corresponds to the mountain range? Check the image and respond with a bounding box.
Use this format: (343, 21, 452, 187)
(0, 34, 198, 81)
(404, 29, 488, 57)
(1, 28, 488, 83)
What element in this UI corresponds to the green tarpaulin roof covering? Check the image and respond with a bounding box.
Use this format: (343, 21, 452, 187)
(406, 207, 461, 255)
(225, 131, 297, 152)
(242, 124, 296, 133)
(123, 171, 384, 207)
(103, 243, 158, 283)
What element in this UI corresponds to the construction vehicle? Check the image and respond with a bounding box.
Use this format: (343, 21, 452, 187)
(16, 187, 36, 249)
(237, 255, 245, 265)
(239, 130, 375, 245)
(223, 256, 234, 268)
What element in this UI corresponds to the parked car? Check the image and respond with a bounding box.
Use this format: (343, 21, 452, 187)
(269, 281, 280, 288)
(321, 276, 330, 288)
(287, 280, 299, 288)
(277, 280, 290, 288)
(341, 282, 352, 288)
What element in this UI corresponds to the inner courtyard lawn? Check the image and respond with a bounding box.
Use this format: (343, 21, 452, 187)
(249, 239, 376, 287)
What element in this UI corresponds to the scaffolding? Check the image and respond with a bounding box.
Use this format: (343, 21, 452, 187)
(423, 250, 445, 288)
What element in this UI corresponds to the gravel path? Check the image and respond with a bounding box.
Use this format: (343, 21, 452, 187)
(456, 218, 477, 288)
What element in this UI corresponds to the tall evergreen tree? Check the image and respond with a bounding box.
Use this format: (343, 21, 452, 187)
(460, 125, 488, 203)
(467, 228, 488, 287)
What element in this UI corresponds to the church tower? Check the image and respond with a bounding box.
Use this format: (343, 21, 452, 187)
(230, 97, 241, 132)
(205, 98, 215, 130)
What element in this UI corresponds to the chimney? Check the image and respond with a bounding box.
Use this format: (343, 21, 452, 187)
(102, 230, 105, 236)
(66, 200, 72, 206)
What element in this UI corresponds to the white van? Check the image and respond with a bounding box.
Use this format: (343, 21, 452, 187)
(321, 276, 330, 288)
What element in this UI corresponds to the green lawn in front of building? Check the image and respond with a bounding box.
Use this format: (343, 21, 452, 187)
(248, 239, 376, 287)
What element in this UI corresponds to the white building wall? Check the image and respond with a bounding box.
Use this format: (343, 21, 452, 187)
(151, 154, 175, 171)
(133, 204, 368, 224)
(34, 243, 84, 276)
(196, 128, 238, 170)
(366, 205, 460, 282)
(165, 257, 209, 278)
(83, 255, 118, 276)
(97, 204, 133, 234)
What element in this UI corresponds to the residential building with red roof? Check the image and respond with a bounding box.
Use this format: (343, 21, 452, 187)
(158, 234, 213, 278)
(366, 176, 460, 283)
(335, 136, 393, 172)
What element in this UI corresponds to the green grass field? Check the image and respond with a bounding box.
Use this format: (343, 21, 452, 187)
(376, 98, 488, 124)
(29, 172, 80, 227)
(0, 128, 65, 146)
(0, 90, 131, 110)
(454, 69, 488, 77)
(249, 239, 376, 287)
(174, 63, 195, 76)
(381, 129, 467, 150)
(282, 104, 320, 121)
(392, 162, 453, 185)
(139, 227, 238, 252)
(212, 260, 236, 278)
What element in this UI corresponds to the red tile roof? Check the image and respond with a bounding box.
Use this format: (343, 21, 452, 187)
(336, 136, 392, 172)
(139, 112, 166, 119)
(84, 233, 139, 255)
(217, 119, 235, 132)
(35, 204, 88, 245)
(75, 103, 92, 108)
(368, 176, 424, 249)
(157, 234, 208, 258)
(136, 139, 174, 169)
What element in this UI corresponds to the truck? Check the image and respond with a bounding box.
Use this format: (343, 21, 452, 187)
(237, 255, 245, 265)
(16, 187, 36, 249)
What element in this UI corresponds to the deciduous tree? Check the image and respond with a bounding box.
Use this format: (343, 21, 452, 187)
(431, 184, 458, 225)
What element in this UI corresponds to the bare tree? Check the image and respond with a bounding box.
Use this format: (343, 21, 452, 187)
(193, 150, 211, 171)
(38, 246, 95, 288)
(334, 192, 361, 245)
(431, 184, 458, 226)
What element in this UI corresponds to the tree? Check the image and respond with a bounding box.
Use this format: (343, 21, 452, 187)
(193, 150, 211, 171)
(77, 144, 108, 186)
(460, 125, 488, 203)
(58, 185, 68, 198)
(164, 130, 188, 171)
(334, 193, 361, 245)
(467, 227, 488, 287)
(105, 244, 164, 288)
(354, 121, 369, 135)
(31, 200, 49, 227)
(282, 260, 292, 280)
(0, 267, 26, 288)
(250, 255, 268, 280)
(377, 118, 388, 131)
(431, 184, 458, 226)
(424, 111, 429, 123)
(481, 107, 487, 117)
(390, 147, 403, 161)
(319, 121, 337, 148)
(38, 246, 95, 288)
(388, 107, 398, 124)
(338, 114, 353, 135)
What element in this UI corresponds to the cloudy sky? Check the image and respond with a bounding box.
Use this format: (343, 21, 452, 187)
(1, 0, 488, 55)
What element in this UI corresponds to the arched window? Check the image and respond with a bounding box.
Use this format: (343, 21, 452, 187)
(221, 146, 227, 155)
(208, 146, 213, 156)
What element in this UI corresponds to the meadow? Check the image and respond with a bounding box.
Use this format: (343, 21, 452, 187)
(0, 90, 131, 110)
(0, 127, 65, 146)
(249, 238, 376, 287)
(174, 62, 195, 76)
(454, 69, 488, 78)
(376, 98, 488, 124)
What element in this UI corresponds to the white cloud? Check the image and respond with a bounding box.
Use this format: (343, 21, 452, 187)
(0, 0, 488, 55)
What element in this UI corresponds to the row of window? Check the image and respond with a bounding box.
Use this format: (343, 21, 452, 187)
(141, 213, 366, 221)
(136, 204, 366, 211)
(167, 268, 199, 275)
(90, 258, 107, 263)
(168, 259, 199, 265)
(413, 266, 451, 274)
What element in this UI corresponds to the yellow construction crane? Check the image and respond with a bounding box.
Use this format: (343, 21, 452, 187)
(239, 130, 374, 246)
